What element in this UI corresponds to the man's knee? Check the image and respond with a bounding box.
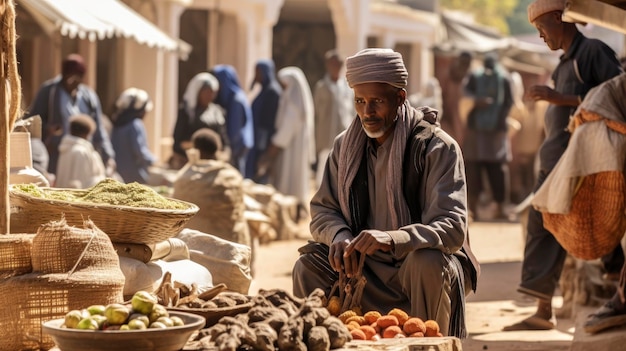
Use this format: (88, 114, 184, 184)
(292, 254, 337, 298)
(404, 249, 447, 268)
(292, 257, 310, 298)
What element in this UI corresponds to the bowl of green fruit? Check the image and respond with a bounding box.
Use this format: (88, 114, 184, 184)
(42, 291, 205, 351)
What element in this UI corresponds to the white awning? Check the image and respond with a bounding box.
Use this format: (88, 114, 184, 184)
(563, 0, 626, 35)
(18, 0, 191, 58)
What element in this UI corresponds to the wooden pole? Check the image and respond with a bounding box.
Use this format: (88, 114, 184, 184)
(0, 0, 8, 234)
(0, 50, 7, 234)
(0, 0, 21, 234)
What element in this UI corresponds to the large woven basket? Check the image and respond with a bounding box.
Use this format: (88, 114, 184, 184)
(9, 187, 199, 244)
(543, 171, 626, 260)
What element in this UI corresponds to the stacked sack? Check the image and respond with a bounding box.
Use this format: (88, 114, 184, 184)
(115, 236, 214, 300)
(0, 219, 124, 351)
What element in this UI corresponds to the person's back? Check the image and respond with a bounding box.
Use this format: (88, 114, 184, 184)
(110, 88, 156, 184)
(211, 65, 254, 177)
(172, 128, 250, 246)
(255, 66, 315, 207)
(55, 114, 106, 188)
(248, 60, 282, 184)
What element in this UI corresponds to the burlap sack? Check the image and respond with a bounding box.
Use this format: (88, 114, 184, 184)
(31, 218, 121, 274)
(176, 228, 251, 294)
(0, 218, 125, 351)
(173, 159, 250, 247)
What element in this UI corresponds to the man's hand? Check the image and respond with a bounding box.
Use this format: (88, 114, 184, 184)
(105, 158, 117, 177)
(329, 236, 357, 276)
(474, 97, 494, 109)
(341, 230, 393, 277)
(527, 85, 558, 103)
(255, 143, 282, 180)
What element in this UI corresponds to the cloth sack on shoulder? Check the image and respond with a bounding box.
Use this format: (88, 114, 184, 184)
(173, 159, 250, 247)
(176, 228, 251, 294)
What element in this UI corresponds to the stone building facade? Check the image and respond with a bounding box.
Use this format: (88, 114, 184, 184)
(17, 0, 440, 164)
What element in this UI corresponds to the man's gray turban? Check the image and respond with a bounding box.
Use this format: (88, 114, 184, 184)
(345, 48, 408, 89)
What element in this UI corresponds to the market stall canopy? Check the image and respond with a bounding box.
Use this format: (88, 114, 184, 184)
(563, 0, 626, 35)
(18, 0, 191, 59)
(435, 11, 557, 75)
(436, 11, 516, 53)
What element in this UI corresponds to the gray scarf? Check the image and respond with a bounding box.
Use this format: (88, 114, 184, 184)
(337, 100, 421, 229)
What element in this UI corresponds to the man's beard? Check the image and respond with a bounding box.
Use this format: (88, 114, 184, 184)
(361, 115, 397, 139)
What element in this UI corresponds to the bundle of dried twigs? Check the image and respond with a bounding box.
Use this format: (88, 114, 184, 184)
(328, 254, 367, 314)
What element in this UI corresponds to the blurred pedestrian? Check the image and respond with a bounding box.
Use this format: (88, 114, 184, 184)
(313, 49, 354, 187)
(110, 88, 156, 184)
(248, 59, 282, 183)
(440, 51, 473, 145)
(171, 72, 229, 169)
(462, 54, 513, 220)
(55, 114, 106, 188)
(503, 0, 623, 331)
(211, 65, 254, 177)
(256, 66, 315, 207)
(24, 53, 115, 176)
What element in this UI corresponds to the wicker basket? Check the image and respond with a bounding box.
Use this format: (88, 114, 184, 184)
(543, 171, 626, 260)
(0, 219, 125, 351)
(0, 234, 35, 279)
(9, 187, 199, 244)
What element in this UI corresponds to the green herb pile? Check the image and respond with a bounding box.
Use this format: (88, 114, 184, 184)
(13, 179, 187, 210)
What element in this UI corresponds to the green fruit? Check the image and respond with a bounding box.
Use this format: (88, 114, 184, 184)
(76, 318, 99, 330)
(148, 304, 168, 324)
(104, 303, 130, 325)
(91, 315, 107, 329)
(64, 310, 83, 329)
(80, 309, 92, 319)
(131, 291, 157, 315)
(128, 319, 147, 330)
(128, 313, 150, 328)
(170, 316, 184, 327)
(149, 321, 167, 329)
(156, 316, 174, 327)
(120, 324, 130, 330)
(87, 305, 106, 316)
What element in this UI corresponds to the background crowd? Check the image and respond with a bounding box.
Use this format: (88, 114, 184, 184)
(20, 47, 553, 221)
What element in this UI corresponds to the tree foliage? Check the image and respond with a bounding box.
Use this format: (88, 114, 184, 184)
(506, 0, 537, 35)
(440, 0, 518, 35)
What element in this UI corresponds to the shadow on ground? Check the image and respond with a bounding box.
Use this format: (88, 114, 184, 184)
(463, 260, 573, 351)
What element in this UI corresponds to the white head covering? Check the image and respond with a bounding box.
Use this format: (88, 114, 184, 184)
(527, 0, 565, 23)
(277, 66, 316, 163)
(115, 87, 153, 112)
(183, 72, 220, 117)
(345, 48, 408, 89)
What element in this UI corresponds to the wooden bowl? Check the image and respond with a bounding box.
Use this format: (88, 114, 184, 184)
(42, 311, 205, 351)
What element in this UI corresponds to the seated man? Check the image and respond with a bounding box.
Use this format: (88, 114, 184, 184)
(292, 48, 480, 338)
(172, 128, 250, 247)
